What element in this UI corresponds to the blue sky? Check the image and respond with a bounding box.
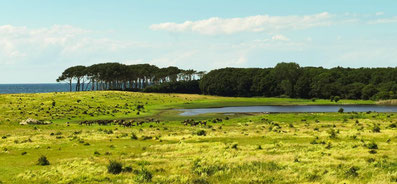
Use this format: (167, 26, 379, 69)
(1, 0, 397, 83)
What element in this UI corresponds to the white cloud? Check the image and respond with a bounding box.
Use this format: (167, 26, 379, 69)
(368, 16, 397, 24)
(0, 25, 149, 65)
(150, 12, 333, 35)
(272, 34, 289, 41)
(375, 12, 384, 16)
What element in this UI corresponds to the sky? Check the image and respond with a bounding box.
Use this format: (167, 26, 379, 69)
(1, 0, 397, 83)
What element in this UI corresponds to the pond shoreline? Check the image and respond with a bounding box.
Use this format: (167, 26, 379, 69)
(176, 105, 397, 116)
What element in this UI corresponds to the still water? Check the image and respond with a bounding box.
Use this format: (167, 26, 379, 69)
(178, 105, 397, 116)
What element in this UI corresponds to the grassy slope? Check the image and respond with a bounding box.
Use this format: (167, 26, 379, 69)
(1, 91, 395, 184)
(0, 112, 396, 183)
(0, 91, 374, 124)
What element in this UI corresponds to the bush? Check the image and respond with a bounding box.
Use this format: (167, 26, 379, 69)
(367, 142, 378, 149)
(231, 143, 238, 149)
(192, 178, 210, 184)
(345, 166, 359, 178)
(131, 132, 138, 140)
(135, 168, 152, 182)
(123, 166, 133, 173)
(196, 130, 206, 136)
(334, 96, 340, 102)
(338, 108, 344, 113)
(328, 129, 337, 139)
(37, 155, 50, 166)
(372, 124, 381, 133)
(107, 160, 123, 174)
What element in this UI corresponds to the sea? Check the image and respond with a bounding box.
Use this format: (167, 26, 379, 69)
(0, 83, 77, 94)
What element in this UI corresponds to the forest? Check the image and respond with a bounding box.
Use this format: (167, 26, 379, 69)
(58, 62, 397, 100)
(56, 63, 204, 92)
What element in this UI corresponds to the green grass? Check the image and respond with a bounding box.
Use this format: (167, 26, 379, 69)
(0, 91, 374, 125)
(1, 91, 395, 184)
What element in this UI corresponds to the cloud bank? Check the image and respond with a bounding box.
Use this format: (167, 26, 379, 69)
(150, 12, 333, 35)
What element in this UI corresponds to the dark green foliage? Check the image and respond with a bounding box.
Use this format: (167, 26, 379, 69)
(123, 166, 133, 173)
(58, 62, 201, 92)
(135, 168, 152, 182)
(345, 166, 359, 178)
(196, 130, 206, 136)
(192, 159, 225, 176)
(191, 178, 209, 184)
(131, 133, 138, 140)
(338, 108, 344, 113)
(143, 80, 201, 94)
(231, 143, 238, 149)
(37, 156, 50, 166)
(367, 142, 378, 149)
(199, 62, 397, 99)
(369, 150, 377, 154)
(372, 124, 381, 133)
(328, 129, 337, 139)
(107, 160, 123, 174)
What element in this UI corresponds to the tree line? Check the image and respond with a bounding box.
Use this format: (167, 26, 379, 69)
(200, 62, 397, 100)
(57, 63, 205, 92)
(58, 62, 397, 100)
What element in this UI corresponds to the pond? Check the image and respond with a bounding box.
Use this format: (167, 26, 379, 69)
(177, 105, 397, 116)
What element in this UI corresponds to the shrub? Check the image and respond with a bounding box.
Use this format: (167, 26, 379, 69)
(338, 108, 344, 113)
(325, 142, 332, 149)
(192, 178, 209, 184)
(231, 143, 238, 149)
(334, 96, 340, 102)
(123, 166, 133, 173)
(328, 129, 337, 139)
(345, 166, 359, 178)
(369, 150, 377, 154)
(192, 159, 225, 176)
(107, 160, 123, 174)
(131, 133, 138, 140)
(135, 168, 152, 182)
(372, 124, 381, 133)
(196, 130, 206, 136)
(367, 142, 378, 149)
(37, 155, 50, 166)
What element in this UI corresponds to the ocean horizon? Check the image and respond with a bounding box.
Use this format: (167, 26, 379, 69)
(0, 83, 77, 94)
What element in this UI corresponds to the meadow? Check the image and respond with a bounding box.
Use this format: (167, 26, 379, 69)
(0, 91, 395, 184)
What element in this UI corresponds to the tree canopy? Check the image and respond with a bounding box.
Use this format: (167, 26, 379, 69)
(58, 62, 397, 100)
(200, 62, 397, 100)
(57, 62, 204, 92)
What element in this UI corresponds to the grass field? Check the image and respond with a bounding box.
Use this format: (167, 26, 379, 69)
(0, 92, 395, 184)
(0, 91, 374, 124)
